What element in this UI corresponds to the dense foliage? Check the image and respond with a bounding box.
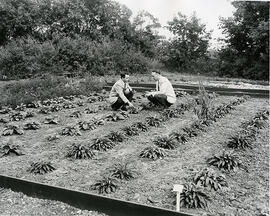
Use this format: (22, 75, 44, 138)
(218, 1, 269, 80)
(0, 0, 268, 80)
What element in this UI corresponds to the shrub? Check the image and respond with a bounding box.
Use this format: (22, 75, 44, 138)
(44, 116, 59, 124)
(146, 116, 163, 127)
(153, 135, 179, 150)
(132, 122, 149, 132)
(90, 138, 115, 151)
(61, 126, 82, 136)
(47, 134, 60, 141)
(139, 146, 166, 160)
(208, 151, 239, 171)
(105, 112, 127, 122)
(28, 161, 56, 174)
(106, 131, 125, 142)
(109, 162, 135, 180)
(9, 112, 25, 121)
(92, 177, 118, 194)
(70, 111, 82, 118)
(122, 126, 139, 136)
(193, 168, 227, 191)
(66, 144, 95, 159)
(160, 109, 180, 120)
(169, 130, 189, 144)
(227, 132, 254, 149)
(2, 124, 24, 136)
(1, 142, 24, 157)
(182, 127, 199, 138)
(78, 121, 97, 131)
(23, 121, 41, 130)
(180, 183, 210, 208)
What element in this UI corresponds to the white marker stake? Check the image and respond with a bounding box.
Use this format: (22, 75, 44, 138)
(173, 184, 184, 212)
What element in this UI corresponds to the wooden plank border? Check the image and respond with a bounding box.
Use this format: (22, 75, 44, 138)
(0, 174, 193, 216)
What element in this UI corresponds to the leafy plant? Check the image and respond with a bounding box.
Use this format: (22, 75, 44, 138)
(25, 111, 35, 118)
(39, 107, 52, 114)
(26, 101, 42, 108)
(47, 134, 60, 141)
(66, 144, 95, 159)
(254, 110, 269, 120)
(76, 101, 84, 106)
(180, 183, 210, 208)
(169, 130, 189, 144)
(132, 122, 149, 132)
(90, 138, 115, 151)
(9, 112, 25, 121)
(70, 111, 82, 118)
(128, 107, 140, 114)
(106, 131, 125, 142)
(61, 126, 82, 136)
(23, 121, 41, 130)
(122, 126, 139, 136)
(44, 116, 59, 124)
(63, 102, 76, 109)
(2, 125, 24, 136)
(15, 104, 26, 111)
(93, 118, 105, 125)
(190, 120, 207, 132)
(242, 118, 267, 130)
(50, 104, 62, 112)
(153, 135, 179, 150)
(227, 132, 254, 149)
(193, 82, 215, 120)
(208, 151, 239, 171)
(110, 162, 135, 180)
(139, 146, 166, 160)
(183, 127, 199, 138)
(105, 112, 127, 122)
(85, 107, 99, 114)
(0, 118, 9, 123)
(87, 96, 97, 103)
(92, 177, 118, 194)
(28, 161, 56, 174)
(146, 116, 162, 127)
(160, 109, 180, 120)
(193, 168, 227, 191)
(78, 121, 97, 131)
(0, 107, 12, 114)
(0, 141, 24, 157)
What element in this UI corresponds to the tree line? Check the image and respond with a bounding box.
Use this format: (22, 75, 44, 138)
(0, 0, 268, 80)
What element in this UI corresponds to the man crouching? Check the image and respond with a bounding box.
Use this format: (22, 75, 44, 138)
(146, 70, 176, 108)
(109, 74, 134, 111)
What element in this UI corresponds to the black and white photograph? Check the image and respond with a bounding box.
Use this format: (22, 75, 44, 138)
(0, 0, 269, 215)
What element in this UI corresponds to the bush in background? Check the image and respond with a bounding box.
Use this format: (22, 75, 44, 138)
(0, 36, 150, 80)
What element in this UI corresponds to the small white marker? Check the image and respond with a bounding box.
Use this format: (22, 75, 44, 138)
(173, 184, 184, 212)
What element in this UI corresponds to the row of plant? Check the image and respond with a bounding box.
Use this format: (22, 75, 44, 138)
(139, 96, 250, 161)
(66, 96, 248, 196)
(0, 99, 195, 182)
(0, 94, 108, 123)
(172, 108, 269, 209)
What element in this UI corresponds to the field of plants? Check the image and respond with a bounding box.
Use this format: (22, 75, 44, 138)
(0, 88, 269, 216)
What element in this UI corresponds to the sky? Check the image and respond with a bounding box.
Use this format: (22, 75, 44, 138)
(114, 0, 236, 48)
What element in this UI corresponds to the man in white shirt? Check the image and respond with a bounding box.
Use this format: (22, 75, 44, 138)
(109, 74, 134, 110)
(145, 70, 176, 108)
